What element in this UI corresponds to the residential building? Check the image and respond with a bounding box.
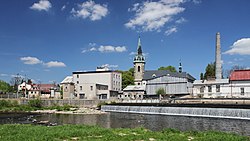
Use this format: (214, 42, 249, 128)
(71, 67, 122, 100)
(18, 81, 60, 99)
(193, 70, 250, 98)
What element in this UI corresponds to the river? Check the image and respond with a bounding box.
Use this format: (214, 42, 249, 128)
(1, 112, 250, 136)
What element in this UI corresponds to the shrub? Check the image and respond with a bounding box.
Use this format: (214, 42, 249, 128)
(28, 99, 43, 108)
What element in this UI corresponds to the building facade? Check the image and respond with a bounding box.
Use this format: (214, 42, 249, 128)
(71, 68, 122, 100)
(122, 37, 195, 99)
(144, 70, 195, 96)
(193, 70, 250, 98)
(60, 76, 75, 99)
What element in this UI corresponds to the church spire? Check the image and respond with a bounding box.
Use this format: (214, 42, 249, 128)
(137, 36, 142, 55)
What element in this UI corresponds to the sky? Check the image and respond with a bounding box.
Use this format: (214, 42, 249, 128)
(1, 0, 250, 84)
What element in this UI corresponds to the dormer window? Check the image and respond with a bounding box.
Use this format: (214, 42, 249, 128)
(152, 74, 156, 78)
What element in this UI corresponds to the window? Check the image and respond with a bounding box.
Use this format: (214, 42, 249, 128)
(77, 74, 79, 78)
(216, 85, 220, 92)
(77, 81, 79, 84)
(90, 86, 93, 91)
(80, 86, 82, 91)
(79, 94, 85, 99)
(208, 86, 212, 92)
(241, 88, 244, 95)
(200, 86, 204, 93)
(138, 66, 140, 72)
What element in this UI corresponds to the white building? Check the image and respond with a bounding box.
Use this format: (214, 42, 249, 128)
(193, 70, 250, 98)
(71, 68, 122, 100)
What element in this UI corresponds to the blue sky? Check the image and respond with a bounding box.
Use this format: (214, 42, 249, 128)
(1, 0, 250, 84)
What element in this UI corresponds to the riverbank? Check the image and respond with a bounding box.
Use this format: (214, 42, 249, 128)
(0, 99, 105, 114)
(0, 124, 248, 141)
(31, 107, 106, 114)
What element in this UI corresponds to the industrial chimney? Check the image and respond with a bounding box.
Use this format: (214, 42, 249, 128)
(215, 32, 222, 79)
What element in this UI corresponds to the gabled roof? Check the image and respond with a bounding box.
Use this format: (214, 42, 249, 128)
(230, 70, 250, 81)
(143, 70, 195, 81)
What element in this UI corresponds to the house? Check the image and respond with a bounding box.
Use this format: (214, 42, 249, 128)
(61, 66, 122, 100)
(193, 70, 250, 98)
(18, 81, 60, 99)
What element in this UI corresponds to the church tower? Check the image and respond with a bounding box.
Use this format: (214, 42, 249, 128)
(134, 37, 145, 85)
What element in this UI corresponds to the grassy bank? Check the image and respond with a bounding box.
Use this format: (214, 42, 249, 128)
(0, 124, 248, 141)
(0, 99, 73, 112)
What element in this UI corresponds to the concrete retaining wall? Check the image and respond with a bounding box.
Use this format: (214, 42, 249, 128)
(17, 99, 106, 107)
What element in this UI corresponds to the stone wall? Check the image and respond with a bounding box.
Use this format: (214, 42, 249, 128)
(19, 99, 105, 107)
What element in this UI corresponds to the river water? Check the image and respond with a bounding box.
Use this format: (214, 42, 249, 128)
(0, 112, 250, 136)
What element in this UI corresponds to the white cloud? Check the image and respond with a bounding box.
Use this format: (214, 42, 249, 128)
(88, 42, 97, 47)
(20, 56, 66, 68)
(175, 17, 186, 24)
(101, 64, 119, 68)
(90, 47, 97, 51)
(71, 0, 108, 21)
(44, 61, 66, 68)
(82, 45, 127, 53)
(0, 74, 8, 77)
(20, 57, 43, 65)
(30, 0, 52, 12)
(125, 0, 185, 32)
(224, 38, 250, 55)
(192, 0, 201, 4)
(98, 46, 127, 53)
(165, 27, 177, 36)
(61, 5, 66, 11)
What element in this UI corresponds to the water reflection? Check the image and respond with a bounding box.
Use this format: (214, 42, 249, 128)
(1, 112, 250, 136)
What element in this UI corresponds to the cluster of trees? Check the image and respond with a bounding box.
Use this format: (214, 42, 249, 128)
(158, 66, 177, 72)
(200, 62, 246, 80)
(0, 80, 13, 93)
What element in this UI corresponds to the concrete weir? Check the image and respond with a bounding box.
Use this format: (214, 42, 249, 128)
(101, 105, 250, 120)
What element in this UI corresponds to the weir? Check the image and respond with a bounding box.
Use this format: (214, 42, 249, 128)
(101, 105, 250, 120)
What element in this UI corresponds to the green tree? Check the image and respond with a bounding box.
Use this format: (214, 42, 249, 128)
(156, 87, 166, 95)
(118, 68, 134, 89)
(0, 80, 12, 93)
(204, 62, 215, 79)
(156, 87, 166, 100)
(200, 73, 204, 80)
(158, 66, 177, 72)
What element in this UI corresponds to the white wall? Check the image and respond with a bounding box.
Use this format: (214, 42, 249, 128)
(73, 71, 122, 100)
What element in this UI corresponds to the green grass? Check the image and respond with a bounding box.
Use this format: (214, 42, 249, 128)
(0, 124, 248, 141)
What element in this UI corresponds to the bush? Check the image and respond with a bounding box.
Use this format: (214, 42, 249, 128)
(0, 100, 12, 107)
(28, 99, 43, 108)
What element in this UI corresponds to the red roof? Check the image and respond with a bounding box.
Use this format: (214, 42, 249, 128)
(230, 70, 250, 81)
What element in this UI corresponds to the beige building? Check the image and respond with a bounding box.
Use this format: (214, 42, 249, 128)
(60, 76, 75, 99)
(71, 67, 122, 100)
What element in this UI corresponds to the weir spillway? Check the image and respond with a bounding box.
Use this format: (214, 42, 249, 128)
(101, 105, 250, 120)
